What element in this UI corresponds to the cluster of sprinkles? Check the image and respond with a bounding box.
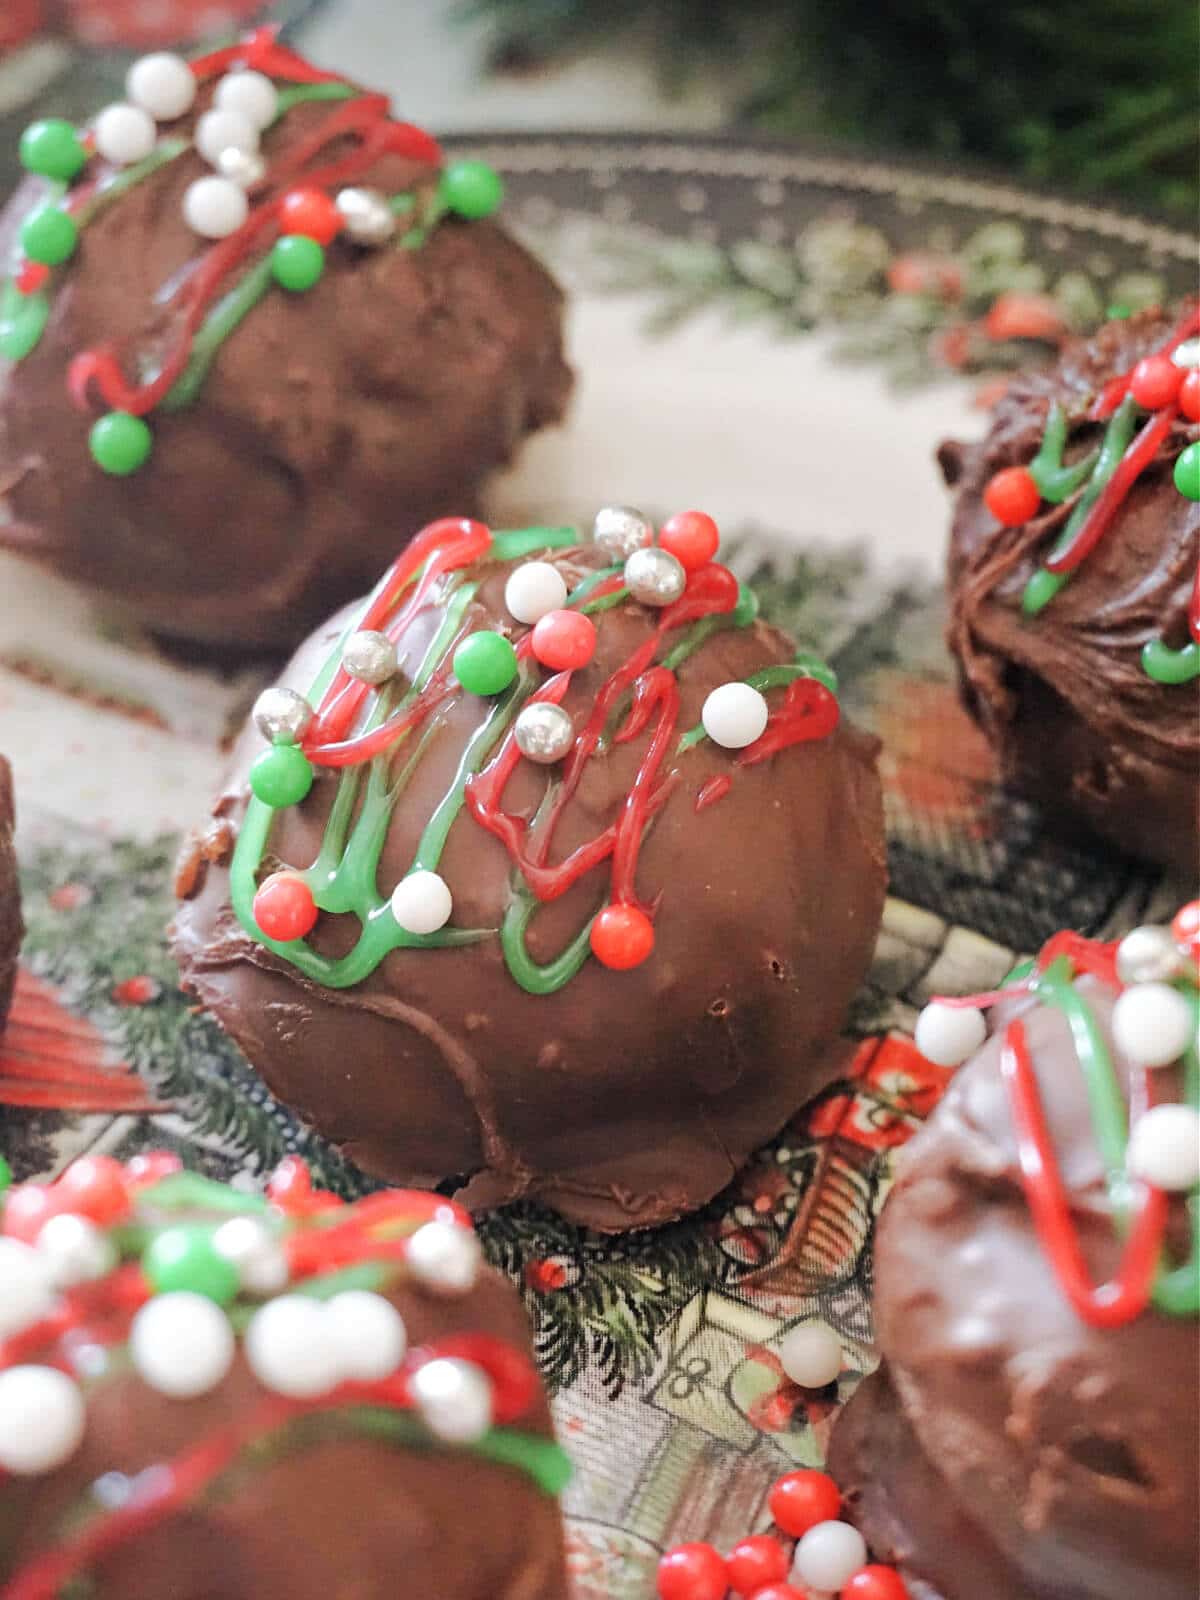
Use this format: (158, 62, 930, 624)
(234, 505, 841, 993)
(914, 901, 1200, 1328)
(981, 307, 1200, 685)
(2, 27, 504, 476)
(0, 1152, 568, 1599)
(657, 1467, 908, 1599)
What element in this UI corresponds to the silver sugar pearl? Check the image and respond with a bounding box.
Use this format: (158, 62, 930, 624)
(335, 186, 397, 246)
(593, 504, 654, 562)
(253, 685, 313, 746)
(215, 145, 267, 189)
(1115, 924, 1188, 985)
(1171, 336, 1200, 369)
(514, 701, 574, 765)
(342, 629, 398, 686)
(624, 545, 687, 607)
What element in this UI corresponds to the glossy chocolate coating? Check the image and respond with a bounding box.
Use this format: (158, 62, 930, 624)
(830, 976, 1199, 1600)
(171, 543, 887, 1230)
(942, 307, 1199, 875)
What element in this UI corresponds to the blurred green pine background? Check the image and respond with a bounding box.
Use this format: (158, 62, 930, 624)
(464, 0, 1200, 217)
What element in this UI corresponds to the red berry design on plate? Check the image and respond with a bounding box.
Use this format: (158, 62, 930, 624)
(656, 1542, 728, 1600)
(768, 1468, 842, 1536)
(727, 1532, 789, 1592)
(1128, 353, 1183, 411)
(984, 465, 1041, 526)
(659, 510, 720, 572)
(590, 904, 655, 970)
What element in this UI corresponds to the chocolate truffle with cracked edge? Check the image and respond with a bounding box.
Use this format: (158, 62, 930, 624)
(941, 305, 1199, 874)
(170, 516, 887, 1231)
(0, 756, 19, 1030)
(830, 925, 1199, 1600)
(0, 1156, 569, 1599)
(0, 34, 571, 651)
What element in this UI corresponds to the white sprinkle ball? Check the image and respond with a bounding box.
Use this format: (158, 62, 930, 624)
(0, 1366, 86, 1475)
(126, 53, 196, 122)
(216, 145, 267, 189)
(504, 561, 568, 625)
(914, 1001, 988, 1068)
(213, 69, 278, 130)
(335, 186, 396, 246)
(701, 681, 769, 750)
(410, 1357, 493, 1443)
(325, 1291, 408, 1383)
(92, 103, 157, 167)
(791, 1519, 868, 1592)
(1171, 337, 1200, 369)
(1111, 982, 1194, 1069)
(183, 175, 249, 240)
(1127, 1104, 1200, 1192)
(129, 1292, 235, 1399)
(245, 1295, 341, 1399)
(195, 107, 259, 167)
(211, 1216, 289, 1295)
(0, 1238, 56, 1339)
(390, 870, 453, 936)
(405, 1220, 481, 1295)
(778, 1320, 844, 1388)
(1115, 924, 1188, 986)
(36, 1213, 117, 1288)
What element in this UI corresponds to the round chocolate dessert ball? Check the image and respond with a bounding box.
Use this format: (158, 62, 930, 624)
(830, 909, 1200, 1600)
(0, 31, 571, 650)
(171, 508, 887, 1230)
(0, 755, 20, 1032)
(0, 1153, 570, 1599)
(942, 304, 1199, 874)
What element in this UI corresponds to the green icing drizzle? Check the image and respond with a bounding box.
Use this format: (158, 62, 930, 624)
(0, 278, 49, 361)
(676, 652, 836, 754)
(161, 253, 275, 411)
(272, 83, 358, 117)
(1028, 400, 1099, 504)
(1021, 396, 1138, 615)
(137, 1171, 272, 1214)
(1034, 957, 1200, 1317)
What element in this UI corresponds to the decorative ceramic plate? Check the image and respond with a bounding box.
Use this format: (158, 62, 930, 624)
(0, 125, 1195, 1597)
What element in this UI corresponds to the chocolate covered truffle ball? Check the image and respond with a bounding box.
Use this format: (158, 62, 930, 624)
(0, 31, 571, 650)
(942, 304, 1199, 874)
(0, 1153, 570, 1599)
(830, 909, 1200, 1600)
(0, 756, 20, 1032)
(171, 508, 887, 1230)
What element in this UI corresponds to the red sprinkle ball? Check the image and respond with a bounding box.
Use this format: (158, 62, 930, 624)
(768, 1469, 842, 1536)
(590, 903, 655, 970)
(1171, 899, 1200, 961)
(983, 465, 1041, 527)
(14, 259, 49, 295)
(56, 1154, 132, 1224)
(659, 510, 721, 572)
(658, 1468, 910, 1600)
(1128, 353, 1183, 411)
(531, 608, 597, 671)
(1180, 369, 1200, 424)
(656, 1543, 728, 1600)
(727, 1533, 789, 1593)
(279, 186, 343, 246)
(253, 870, 319, 942)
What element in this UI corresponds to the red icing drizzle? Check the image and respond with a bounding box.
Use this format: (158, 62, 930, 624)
(67, 27, 443, 423)
(694, 774, 732, 813)
(1001, 1020, 1167, 1327)
(1045, 401, 1180, 575)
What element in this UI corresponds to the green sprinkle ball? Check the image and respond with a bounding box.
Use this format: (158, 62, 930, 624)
(1174, 441, 1200, 501)
(251, 742, 315, 807)
(19, 119, 87, 181)
(90, 412, 152, 476)
(19, 204, 78, 267)
(439, 161, 504, 220)
(0, 1154, 10, 1195)
(1105, 303, 1133, 321)
(142, 1224, 240, 1305)
(271, 235, 326, 293)
(453, 630, 518, 695)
